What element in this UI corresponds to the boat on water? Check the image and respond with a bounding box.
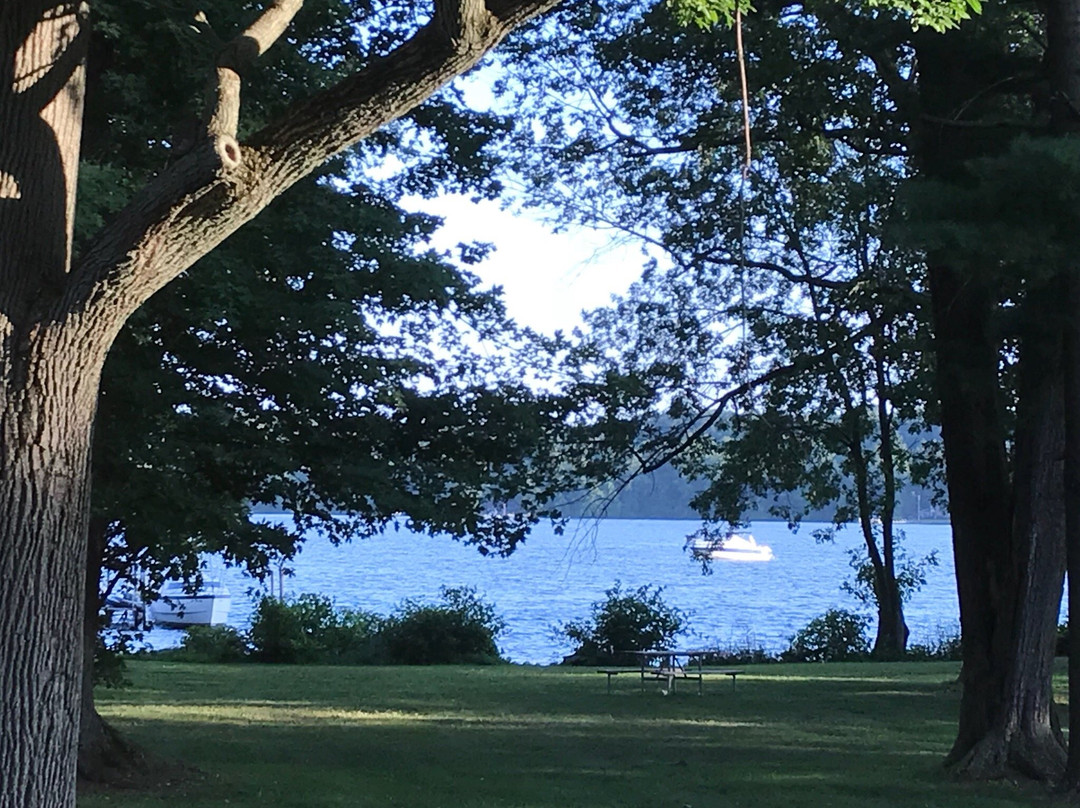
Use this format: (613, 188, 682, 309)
(148, 578, 232, 628)
(685, 531, 774, 562)
(103, 586, 148, 629)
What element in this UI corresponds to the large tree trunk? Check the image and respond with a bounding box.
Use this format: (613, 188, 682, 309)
(1043, 0, 1080, 788)
(0, 345, 109, 808)
(912, 26, 1068, 779)
(925, 263, 1017, 768)
(949, 291, 1066, 779)
(0, 6, 93, 807)
(926, 241, 1066, 783)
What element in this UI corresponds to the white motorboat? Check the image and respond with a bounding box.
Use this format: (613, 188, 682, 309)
(685, 531, 774, 562)
(149, 578, 232, 628)
(103, 585, 148, 629)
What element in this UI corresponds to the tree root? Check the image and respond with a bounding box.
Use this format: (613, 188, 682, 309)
(947, 726, 1067, 784)
(77, 709, 187, 789)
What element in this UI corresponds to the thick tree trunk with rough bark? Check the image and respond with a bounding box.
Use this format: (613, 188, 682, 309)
(1, 6, 94, 807)
(926, 260, 1022, 773)
(951, 299, 1066, 779)
(0, 363, 105, 808)
(911, 27, 1069, 779)
(1045, 0, 1080, 788)
(926, 245, 1067, 781)
(0, 2, 562, 806)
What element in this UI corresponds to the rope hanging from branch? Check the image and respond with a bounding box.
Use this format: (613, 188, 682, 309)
(734, 4, 753, 413)
(734, 4, 752, 176)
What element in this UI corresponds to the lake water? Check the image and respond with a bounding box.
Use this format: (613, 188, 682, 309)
(143, 518, 973, 663)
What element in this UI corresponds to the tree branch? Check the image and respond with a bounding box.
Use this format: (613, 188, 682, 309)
(206, 0, 305, 166)
(434, 0, 496, 45)
(68, 0, 562, 332)
(631, 315, 883, 477)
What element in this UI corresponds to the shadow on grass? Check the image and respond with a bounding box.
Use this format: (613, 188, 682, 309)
(80, 661, 1060, 808)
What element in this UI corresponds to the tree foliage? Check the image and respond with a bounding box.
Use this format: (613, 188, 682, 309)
(496, 0, 939, 656)
(573, 0, 1073, 780)
(561, 582, 686, 665)
(84, 0, 571, 584)
(668, 0, 983, 31)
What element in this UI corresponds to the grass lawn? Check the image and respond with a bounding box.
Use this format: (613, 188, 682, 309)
(78, 660, 1065, 808)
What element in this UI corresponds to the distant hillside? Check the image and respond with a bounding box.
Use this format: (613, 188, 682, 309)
(253, 462, 948, 525)
(556, 463, 948, 523)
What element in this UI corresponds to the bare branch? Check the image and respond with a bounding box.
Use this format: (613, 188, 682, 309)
(697, 251, 851, 291)
(434, 0, 496, 45)
(635, 361, 804, 475)
(633, 317, 882, 476)
(205, 0, 304, 166)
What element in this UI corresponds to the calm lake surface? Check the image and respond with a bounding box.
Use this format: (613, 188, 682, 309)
(146, 518, 977, 663)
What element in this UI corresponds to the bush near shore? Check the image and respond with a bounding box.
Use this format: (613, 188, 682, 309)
(557, 585, 962, 666)
(160, 586, 966, 669)
(164, 586, 504, 666)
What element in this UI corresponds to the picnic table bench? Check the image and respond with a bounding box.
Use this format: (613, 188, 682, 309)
(598, 652, 742, 695)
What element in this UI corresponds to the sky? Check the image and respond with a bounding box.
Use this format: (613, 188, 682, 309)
(404, 194, 648, 335)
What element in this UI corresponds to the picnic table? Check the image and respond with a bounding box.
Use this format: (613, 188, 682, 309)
(598, 650, 741, 695)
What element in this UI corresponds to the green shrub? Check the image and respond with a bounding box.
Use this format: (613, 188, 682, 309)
(381, 586, 504, 665)
(321, 608, 385, 665)
(247, 594, 382, 664)
(248, 595, 316, 663)
(906, 627, 962, 661)
(179, 624, 248, 663)
(784, 609, 870, 662)
(561, 582, 686, 666)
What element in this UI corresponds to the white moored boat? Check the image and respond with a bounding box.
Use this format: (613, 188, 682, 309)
(149, 578, 232, 628)
(685, 531, 774, 562)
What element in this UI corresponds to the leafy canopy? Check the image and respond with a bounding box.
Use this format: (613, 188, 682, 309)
(668, 0, 983, 31)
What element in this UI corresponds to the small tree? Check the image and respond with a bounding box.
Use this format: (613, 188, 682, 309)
(381, 586, 506, 665)
(785, 609, 870, 663)
(561, 582, 685, 665)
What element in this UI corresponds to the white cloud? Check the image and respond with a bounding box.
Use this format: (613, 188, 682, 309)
(403, 195, 647, 335)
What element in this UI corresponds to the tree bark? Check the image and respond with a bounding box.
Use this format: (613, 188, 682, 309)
(926, 259, 1018, 773)
(1045, 0, 1080, 787)
(0, 341, 109, 808)
(908, 25, 1068, 779)
(0, 6, 92, 808)
(873, 340, 907, 659)
(950, 291, 1066, 779)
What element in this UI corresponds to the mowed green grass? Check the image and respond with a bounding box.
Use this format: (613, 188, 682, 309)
(79, 660, 1065, 808)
